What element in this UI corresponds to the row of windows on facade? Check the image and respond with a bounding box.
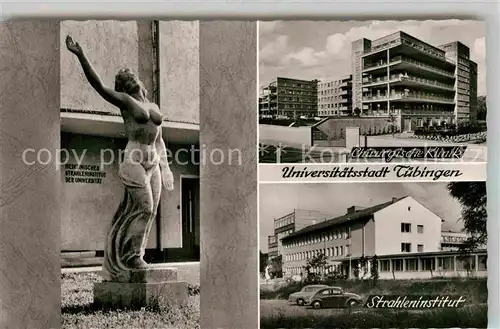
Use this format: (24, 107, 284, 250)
(442, 235, 467, 243)
(279, 97, 316, 103)
(278, 82, 316, 89)
(284, 255, 487, 275)
(285, 245, 350, 262)
(379, 255, 486, 272)
(274, 215, 294, 228)
(319, 97, 347, 104)
(283, 228, 351, 249)
(319, 104, 349, 110)
(401, 223, 424, 233)
(277, 105, 315, 110)
(279, 90, 316, 96)
(319, 88, 349, 95)
(319, 80, 349, 88)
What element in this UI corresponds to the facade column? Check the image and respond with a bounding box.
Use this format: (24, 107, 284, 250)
(0, 21, 61, 329)
(454, 255, 457, 273)
(199, 21, 257, 329)
(474, 254, 479, 273)
(386, 48, 390, 115)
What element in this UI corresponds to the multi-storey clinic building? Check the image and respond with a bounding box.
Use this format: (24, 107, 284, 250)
(351, 31, 478, 131)
(60, 21, 201, 265)
(280, 196, 486, 279)
(259, 77, 318, 119)
(317, 75, 353, 117)
(268, 209, 332, 259)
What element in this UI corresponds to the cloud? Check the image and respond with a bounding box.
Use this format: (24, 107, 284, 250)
(260, 35, 289, 65)
(259, 21, 283, 34)
(473, 37, 486, 60)
(283, 47, 327, 67)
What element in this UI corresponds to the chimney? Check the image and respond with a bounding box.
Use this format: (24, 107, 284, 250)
(347, 206, 357, 214)
(392, 197, 398, 203)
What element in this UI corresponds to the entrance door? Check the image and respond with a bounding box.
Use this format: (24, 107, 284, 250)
(181, 176, 200, 261)
(403, 119, 411, 132)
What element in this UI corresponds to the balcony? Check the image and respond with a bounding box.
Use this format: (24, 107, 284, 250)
(363, 74, 454, 91)
(390, 56, 455, 78)
(363, 92, 455, 104)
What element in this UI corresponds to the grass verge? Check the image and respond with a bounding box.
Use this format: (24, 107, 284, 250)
(62, 272, 200, 329)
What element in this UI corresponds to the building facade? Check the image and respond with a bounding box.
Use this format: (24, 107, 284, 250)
(267, 209, 332, 259)
(280, 196, 486, 279)
(317, 75, 353, 117)
(60, 20, 201, 265)
(351, 31, 478, 131)
(259, 77, 318, 119)
(439, 41, 479, 123)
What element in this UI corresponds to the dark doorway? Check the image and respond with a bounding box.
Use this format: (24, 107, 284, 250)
(180, 176, 200, 261)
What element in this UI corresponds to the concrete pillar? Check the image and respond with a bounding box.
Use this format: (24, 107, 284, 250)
(199, 22, 257, 329)
(475, 254, 479, 272)
(0, 21, 61, 328)
(346, 127, 360, 150)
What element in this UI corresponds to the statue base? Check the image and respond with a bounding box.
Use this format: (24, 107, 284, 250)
(94, 266, 188, 310)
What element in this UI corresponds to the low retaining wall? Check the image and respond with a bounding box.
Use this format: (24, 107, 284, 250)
(260, 124, 312, 148)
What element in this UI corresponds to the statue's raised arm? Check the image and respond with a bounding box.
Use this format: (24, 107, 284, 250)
(65, 35, 129, 108)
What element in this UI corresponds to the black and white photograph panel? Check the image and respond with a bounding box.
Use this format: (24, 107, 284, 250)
(59, 20, 200, 328)
(259, 182, 487, 328)
(259, 20, 487, 164)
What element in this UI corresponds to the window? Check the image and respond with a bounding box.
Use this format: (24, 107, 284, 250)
(401, 223, 411, 233)
(380, 260, 390, 272)
(405, 259, 418, 271)
(401, 243, 411, 253)
(438, 257, 454, 271)
(339, 246, 344, 256)
(335, 247, 339, 256)
(417, 225, 424, 234)
(417, 244, 424, 252)
(345, 245, 350, 256)
(421, 258, 435, 271)
(393, 259, 403, 272)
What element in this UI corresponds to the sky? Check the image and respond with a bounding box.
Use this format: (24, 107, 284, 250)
(259, 182, 464, 253)
(259, 20, 486, 96)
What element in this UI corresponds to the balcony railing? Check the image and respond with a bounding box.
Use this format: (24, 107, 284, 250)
(363, 92, 455, 103)
(363, 56, 455, 78)
(390, 56, 455, 78)
(363, 74, 454, 91)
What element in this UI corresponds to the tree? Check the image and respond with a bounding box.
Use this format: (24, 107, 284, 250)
(477, 96, 487, 121)
(304, 252, 329, 282)
(447, 182, 487, 251)
(387, 111, 398, 137)
(353, 107, 361, 117)
(269, 255, 283, 278)
(259, 251, 269, 274)
(359, 255, 369, 279)
(370, 255, 379, 286)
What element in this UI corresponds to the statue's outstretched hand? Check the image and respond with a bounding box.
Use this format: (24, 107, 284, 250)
(162, 169, 174, 191)
(66, 35, 83, 55)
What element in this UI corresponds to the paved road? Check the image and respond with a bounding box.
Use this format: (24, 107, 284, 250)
(260, 299, 349, 318)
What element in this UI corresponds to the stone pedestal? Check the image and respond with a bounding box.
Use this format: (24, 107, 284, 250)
(94, 266, 188, 310)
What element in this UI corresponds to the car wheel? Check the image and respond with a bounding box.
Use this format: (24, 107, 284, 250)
(297, 299, 305, 306)
(347, 299, 359, 308)
(312, 301, 322, 309)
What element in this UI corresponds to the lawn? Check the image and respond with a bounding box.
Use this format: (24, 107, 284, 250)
(62, 272, 200, 329)
(260, 278, 488, 328)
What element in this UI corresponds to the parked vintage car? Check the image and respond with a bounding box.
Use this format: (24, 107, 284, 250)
(306, 286, 363, 309)
(287, 285, 329, 306)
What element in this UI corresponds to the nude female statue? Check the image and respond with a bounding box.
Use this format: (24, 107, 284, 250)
(66, 36, 174, 282)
